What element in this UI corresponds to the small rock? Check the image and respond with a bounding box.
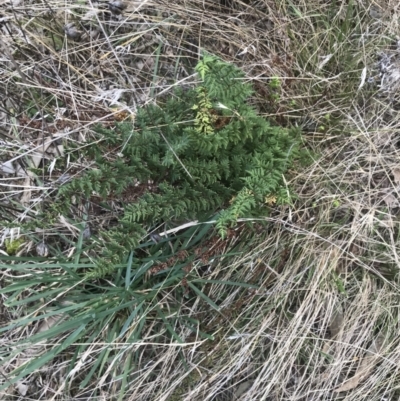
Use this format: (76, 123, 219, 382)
(108, 0, 126, 15)
(64, 23, 81, 40)
(36, 241, 49, 257)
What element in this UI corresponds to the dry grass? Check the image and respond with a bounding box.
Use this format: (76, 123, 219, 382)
(2, 0, 400, 400)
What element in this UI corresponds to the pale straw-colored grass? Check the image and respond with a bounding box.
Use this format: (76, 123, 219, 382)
(2, 0, 400, 400)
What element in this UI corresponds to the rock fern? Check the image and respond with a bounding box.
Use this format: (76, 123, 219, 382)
(58, 54, 300, 270)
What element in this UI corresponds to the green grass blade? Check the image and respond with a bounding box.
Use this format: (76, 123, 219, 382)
(188, 282, 219, 310)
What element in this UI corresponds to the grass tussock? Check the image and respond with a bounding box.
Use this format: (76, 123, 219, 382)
(2, 0, 400, 400)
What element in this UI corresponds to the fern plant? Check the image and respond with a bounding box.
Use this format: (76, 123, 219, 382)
(58, 54, 300, 266)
